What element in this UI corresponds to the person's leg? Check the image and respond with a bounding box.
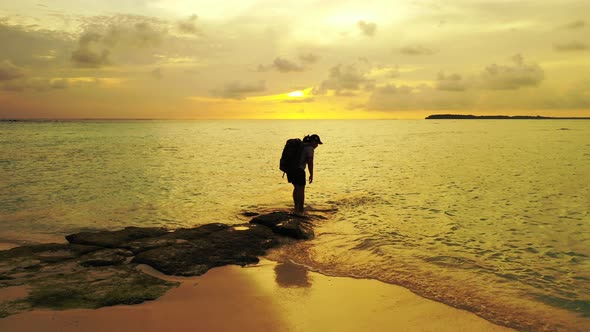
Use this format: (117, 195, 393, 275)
(292, 185, 298, 211)
(294, 185, 305, 213)
(290, 169, 306, 214)
(299, 185, 305, 212)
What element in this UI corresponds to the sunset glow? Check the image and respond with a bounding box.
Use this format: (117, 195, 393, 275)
(287, 91, 305, 98)
(0, 1, 589, 119)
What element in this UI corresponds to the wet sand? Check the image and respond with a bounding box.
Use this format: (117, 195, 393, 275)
(0, 259, 515, 332)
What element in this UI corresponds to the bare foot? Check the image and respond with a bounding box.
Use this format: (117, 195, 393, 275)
(292, 209, 305, 216)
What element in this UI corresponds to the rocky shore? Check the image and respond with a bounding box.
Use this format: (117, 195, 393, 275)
(0, 211, 319, 318)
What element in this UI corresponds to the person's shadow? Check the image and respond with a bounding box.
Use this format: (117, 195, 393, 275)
(274, 261, 312, 288)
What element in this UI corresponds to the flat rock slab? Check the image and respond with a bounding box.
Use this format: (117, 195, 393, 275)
(66, 227, 169, 248)
(78, 249, 134, 267)
(249, 211, 315, 240)
(132, 224, 278, 276)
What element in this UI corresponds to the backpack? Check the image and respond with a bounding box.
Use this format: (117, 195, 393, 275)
(279, 138, 303, 174)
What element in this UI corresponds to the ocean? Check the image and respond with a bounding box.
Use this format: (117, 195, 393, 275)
(1, 119, 589, 331)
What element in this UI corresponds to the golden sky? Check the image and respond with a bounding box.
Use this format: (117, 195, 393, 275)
(0, 0, 589, 119)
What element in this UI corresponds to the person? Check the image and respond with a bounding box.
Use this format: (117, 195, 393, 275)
(286, 134, 323, 214)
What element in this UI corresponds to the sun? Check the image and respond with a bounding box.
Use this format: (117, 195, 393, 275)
(287, 90, 305, 97)
(247, 88, 311, 103)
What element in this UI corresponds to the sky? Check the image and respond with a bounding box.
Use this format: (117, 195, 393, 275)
(0, 0, 589, 119)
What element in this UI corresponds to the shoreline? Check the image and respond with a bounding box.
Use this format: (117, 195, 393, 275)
(0, 258, 515, 332)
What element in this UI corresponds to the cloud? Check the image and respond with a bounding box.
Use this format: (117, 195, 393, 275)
(373, 84, 414, 95)
(366, 84, 469, 111)
(316, 64, 373, 94)
(561, 20, 586, 29)
(177, 14, 201, 35)
(365, 73, 584, 113)
(71, 32, 111, 68)
(88, 15, 167, 48)
(71, 15, 168, 67)
(70, 49, 110, 68)
(357, 20, 377, 37)
(554, 41, 588, 51)
(151, 67, 163, 79)
(366, 83, 476, 111)
(272, 57, 304, 72)
(130, 22, 165, 47)
(0, 22, 72, 67)
(431, 56, 543, 93)
(258, 57, 304, 73)
(564, 80, 590, 108)
(363, 52, 580, 112)
(366, 61, 543, 111)
(367, 65, 400, 80)
(0, 60, 26, 81)
(299, 53, 319, 64)
(364, 81, 376, 91)
(437, 72, 467, 91)
(99, 22, 164, 49)
(335, 91, 358, 97)
(50, 78, 69, 89)
(212, 80, 266, 99)
(282, 98, 315, 103)
(478, 54, 544, 90)
(399, 45, 435, 55)
(1, 77, 69, 91)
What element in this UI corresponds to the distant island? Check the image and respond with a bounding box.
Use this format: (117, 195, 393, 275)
(426, 114, 590, 120)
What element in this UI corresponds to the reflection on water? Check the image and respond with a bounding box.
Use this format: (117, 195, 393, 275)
(1, 120, 589, 331)
(274, 261, 311, 288)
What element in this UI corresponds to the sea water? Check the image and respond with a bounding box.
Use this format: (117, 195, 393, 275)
(1, 120, 589, 331)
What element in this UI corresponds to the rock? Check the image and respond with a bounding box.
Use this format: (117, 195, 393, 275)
(78, 249, 134, 267)
(1, 250, 176, 318)
(122, 237, 182, 255)
(275, 218, 315, 240)
(66, 227, 169, 248)
(0, 243, 101, 260)
(132, 224, 278, 276)
(0, 243, 102, 276)
(249, 211, 294, 227)
(250, 211, 315, 240)
(166, 223, 230, 240)
(25, 265, 176, 313)
(131, 243, 211, 276)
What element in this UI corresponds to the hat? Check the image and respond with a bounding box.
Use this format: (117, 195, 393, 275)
(309, 134, 323, 144)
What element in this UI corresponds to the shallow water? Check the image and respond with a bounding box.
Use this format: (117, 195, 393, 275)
(1, 120, 589, 331)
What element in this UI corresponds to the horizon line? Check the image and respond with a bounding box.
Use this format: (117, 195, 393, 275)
(3, 114, 590, 121)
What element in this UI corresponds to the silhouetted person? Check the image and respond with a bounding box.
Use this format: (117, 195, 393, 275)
(287, 134, 322, 214)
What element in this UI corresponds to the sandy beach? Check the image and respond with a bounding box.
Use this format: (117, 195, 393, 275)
(0, 258, 514, 332)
